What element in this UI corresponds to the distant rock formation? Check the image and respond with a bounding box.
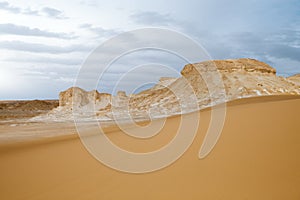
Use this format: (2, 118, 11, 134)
(31, 58, 300, 122)
(31, 87, 111, 121)
(0, 100, 58, 121)
(59, 87, 112, 110)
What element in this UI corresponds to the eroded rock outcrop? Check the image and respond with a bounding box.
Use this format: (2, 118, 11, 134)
(31, 87, 112, 121)
(288, 74, 300, 85)
(180, 58, 299, 98)
(124, 58, 300, 118)
(59, 87, 112, 109)
(32, 58, 300, 122)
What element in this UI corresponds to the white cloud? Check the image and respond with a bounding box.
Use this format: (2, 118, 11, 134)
(130, 11, 174, 26)
(41, 7, 67, 19)
(79, 23, 119, 38)
(0, 1, 68, 19)
(0, 23, 76, 39)
(0, 40, 93, 54)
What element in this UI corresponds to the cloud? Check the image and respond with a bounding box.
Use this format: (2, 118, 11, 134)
(79, 0, 98, 7)
(266, 44, 300, 62)
(4, 55, 83, 66)
(0, 40, 93, 54)
(22, 8, 39, 16)
(0, 1, 20, 13)
(0, 23, 76, 39)
(41, 7, 67, 19)
(19, 65, 78, 81)
(0, 1, 67, 19)
(130, 11, 175, 26)
(79, 23, 119, 37)
(223, 31, 300, 62)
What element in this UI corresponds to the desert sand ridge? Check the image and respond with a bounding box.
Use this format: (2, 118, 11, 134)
(31, 58, 300, 122)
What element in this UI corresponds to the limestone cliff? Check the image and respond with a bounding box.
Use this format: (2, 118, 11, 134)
(123, 58, 300, 118)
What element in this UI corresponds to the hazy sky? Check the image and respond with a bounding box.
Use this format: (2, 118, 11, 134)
(0, 0, 299, 99)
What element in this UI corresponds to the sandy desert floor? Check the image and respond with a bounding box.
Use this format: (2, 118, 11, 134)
(0, 95, 299, 199)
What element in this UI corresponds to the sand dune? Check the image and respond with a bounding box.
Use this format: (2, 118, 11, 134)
(0, 96, 299, 199)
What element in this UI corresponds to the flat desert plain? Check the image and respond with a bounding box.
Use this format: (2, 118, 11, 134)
(0, 95, 299, 199)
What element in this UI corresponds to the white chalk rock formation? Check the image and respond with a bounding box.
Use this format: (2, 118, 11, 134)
(32, 58, 300, 122)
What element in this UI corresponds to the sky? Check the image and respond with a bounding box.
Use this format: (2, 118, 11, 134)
(0, 0, 299, 99)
